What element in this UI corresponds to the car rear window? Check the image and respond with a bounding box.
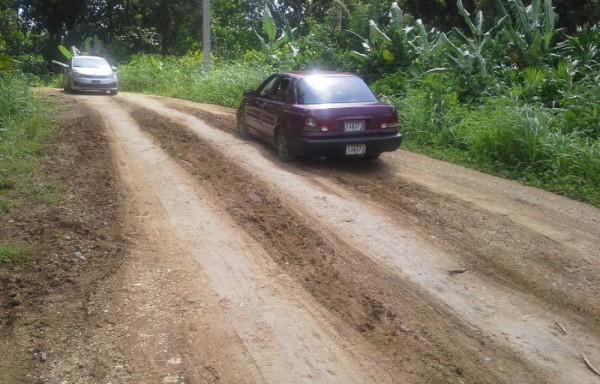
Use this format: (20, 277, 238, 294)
(296, 75, 378, 104)
(73, 58, 110, 69)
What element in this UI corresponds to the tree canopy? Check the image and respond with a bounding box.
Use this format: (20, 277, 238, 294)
(1, 0, 599, 65)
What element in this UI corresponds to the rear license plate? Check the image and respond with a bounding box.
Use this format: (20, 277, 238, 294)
(92, 80, 100, 84)
(346, 144, 366, 155)
(344, 120, 365, 132)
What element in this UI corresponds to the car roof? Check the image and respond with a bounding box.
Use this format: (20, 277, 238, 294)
(72, 55, 108, 61)
(281, 71, 359, 79)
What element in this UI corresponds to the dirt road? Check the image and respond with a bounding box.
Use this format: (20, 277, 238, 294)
(2, 90, 600, 383)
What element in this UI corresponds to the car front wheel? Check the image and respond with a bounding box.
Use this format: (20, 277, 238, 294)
(276, 132, 293, 162)
(64, 78, 72, 93)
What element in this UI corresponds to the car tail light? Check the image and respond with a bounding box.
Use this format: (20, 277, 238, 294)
(380, 114, 400, 130)
(303, 117, 329, 132)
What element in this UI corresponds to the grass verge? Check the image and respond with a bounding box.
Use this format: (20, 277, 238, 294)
(391, 75, 600, 207)
(0, 73, 60, 215)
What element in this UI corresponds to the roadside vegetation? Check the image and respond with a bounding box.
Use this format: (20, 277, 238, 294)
(2, 0, 599, 205)
(0, 72, 58, 266)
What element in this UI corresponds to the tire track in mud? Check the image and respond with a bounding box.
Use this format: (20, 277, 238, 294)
(168, 98, 600, 336)
(124, 102, 546, 384)
(85, 96, 396, 383)
(124, 94, 600, 383)
(310, 165, 600, 331)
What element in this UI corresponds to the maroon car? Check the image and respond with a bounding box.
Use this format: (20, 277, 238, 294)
(236, 71, 402, 161)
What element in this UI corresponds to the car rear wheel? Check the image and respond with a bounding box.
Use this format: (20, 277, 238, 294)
(365, 152, 382, 160)
(237, 116, 249, 139)
(110, 90, 118, 95)
(276, 132, 293, 162)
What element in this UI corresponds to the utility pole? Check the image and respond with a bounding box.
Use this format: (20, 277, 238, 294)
(203, 0, 211, 71)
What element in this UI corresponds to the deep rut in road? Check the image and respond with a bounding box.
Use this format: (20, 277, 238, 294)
(22, 90, 593, 384)
(167, 95, 600, 333)
(88, 96, 400, 383)
(116, 93, 600, 384)
(167, 96, 600, 333)
(126, 105, 537, 383)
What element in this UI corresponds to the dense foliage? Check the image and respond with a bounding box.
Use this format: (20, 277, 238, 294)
(1, 0, 599, 204)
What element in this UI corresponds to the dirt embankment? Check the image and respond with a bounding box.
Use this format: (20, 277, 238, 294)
(0, 96, 125, 383)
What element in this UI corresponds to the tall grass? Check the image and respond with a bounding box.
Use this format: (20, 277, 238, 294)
(118, 54, 271, 107)
(0, 73, 58, 214)
(394, 75, 600, 205)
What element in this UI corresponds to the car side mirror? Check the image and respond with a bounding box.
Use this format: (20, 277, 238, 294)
(243, 89, 256, 97)
(111, 66, 118, 72)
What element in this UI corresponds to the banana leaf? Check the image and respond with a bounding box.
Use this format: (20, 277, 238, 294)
(58, 45, 73, 59)
(254, 30, 271, 55)
(349, 50, 368, 62)
(390, 2, 404, 33)
(262, 5, 277, 43)
(369, 20, 392, 47)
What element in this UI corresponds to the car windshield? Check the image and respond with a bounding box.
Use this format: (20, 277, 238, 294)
(73, 57, 111, 69)
(297, 75, 378, 104)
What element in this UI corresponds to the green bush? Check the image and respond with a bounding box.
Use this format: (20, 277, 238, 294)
(459, 100, 554, 171)
(559, 72, 600, 139)
(397, 73, 466, 149)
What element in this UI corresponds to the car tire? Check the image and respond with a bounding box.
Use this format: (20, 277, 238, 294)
(276, 131, 294, 162)
(65, 79, 72, 93)
(237, 116, 249, 139)
(110, 90, 118, 95)
(365, 153, 382, 160)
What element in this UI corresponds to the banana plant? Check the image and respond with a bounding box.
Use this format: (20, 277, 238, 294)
(389, 3, 438, 59)
(348, 2, 439, 71)
(254, 4, 298, 58)
(347, 20, 391, 61)
(438, 0, 508, 76)
(438, 32, 489, 76)
(499, 0, 559, 67)
(438, 0, 517, 76)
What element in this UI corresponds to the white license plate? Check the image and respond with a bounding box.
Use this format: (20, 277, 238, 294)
(345, 144, 366, 155)
(344, 120, 365, 132)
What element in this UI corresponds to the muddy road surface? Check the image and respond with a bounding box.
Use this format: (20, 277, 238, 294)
(2, 89, 600, 384)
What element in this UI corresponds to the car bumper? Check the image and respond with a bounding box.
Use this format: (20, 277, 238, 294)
(71, 79, 118, 91)
(288, 132, 403, 157)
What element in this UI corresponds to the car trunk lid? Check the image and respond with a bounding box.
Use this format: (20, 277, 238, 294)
(298, 102, 398, 135)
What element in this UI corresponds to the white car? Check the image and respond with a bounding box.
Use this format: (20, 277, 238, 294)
(63, 55, 119, 95)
